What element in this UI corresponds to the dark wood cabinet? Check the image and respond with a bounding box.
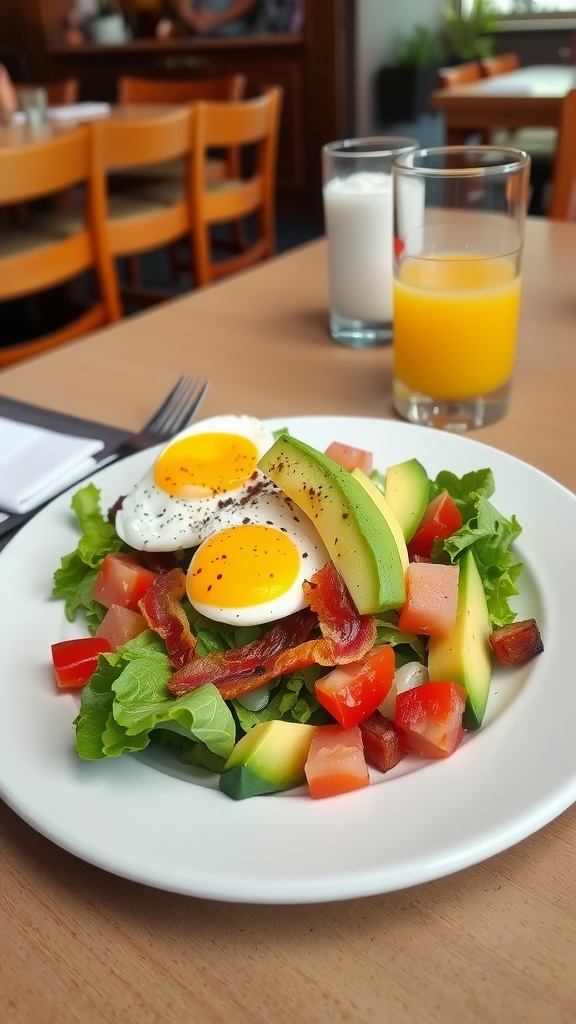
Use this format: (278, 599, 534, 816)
(1, 1, 354, 218)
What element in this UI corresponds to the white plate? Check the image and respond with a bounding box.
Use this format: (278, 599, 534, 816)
(1, 416, 575, 904)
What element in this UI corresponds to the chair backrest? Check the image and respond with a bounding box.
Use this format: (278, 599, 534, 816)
(118, 74, 246, 104)
(480, 53, 520, 77)
(92, 105, 196, 258)
(438, 61, 481, 87)
(548, 89, 576, 221)
(44, 78, 80, 105)
(190, 88, 282, 286)
(0, 125, 120, 367)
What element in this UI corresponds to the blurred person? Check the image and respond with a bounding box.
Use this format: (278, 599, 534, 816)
(176, 0, 258, 36)
(0, 62, 17, 123)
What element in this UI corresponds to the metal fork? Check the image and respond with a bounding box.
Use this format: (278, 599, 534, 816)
(97, 375, 209, 462)
(0, 375, 209, 545)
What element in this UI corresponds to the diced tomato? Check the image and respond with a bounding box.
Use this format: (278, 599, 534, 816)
(305, 724, 369, 798)
(395, 680, 467, 759)
(93, 553, 158, 612)
(407, 491, 463, 560)
(398, 562, 460, 638)
(314, 645, 395, 728)
(95, 604, 147, 649)
(51, 637, 113, 689)
(324, 441, 373, 475)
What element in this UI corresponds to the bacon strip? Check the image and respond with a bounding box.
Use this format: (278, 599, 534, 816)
(167, 608, 318, 697)
(489, 618, 544, 665)
(168, 561, 377, 699)
(139, 567, 197, 668)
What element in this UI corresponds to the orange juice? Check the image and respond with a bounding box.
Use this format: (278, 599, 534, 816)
(393, 254, 522, 400)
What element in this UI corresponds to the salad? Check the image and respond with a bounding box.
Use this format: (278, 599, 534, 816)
(50, 415, 543, 801)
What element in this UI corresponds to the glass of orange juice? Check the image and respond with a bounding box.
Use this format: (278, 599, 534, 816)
(392, 146, 531, 430)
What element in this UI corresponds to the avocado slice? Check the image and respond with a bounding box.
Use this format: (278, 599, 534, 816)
(427, 548, 492, 730)
(219, 720, 317, 799)
(259, 435, 406, 615)
(384, 458, 430, 542)
(351, 468, 409, 574)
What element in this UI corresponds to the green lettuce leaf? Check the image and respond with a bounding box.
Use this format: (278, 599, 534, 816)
(52, 484, 125, 631)
(75, 631, 236, 762)
(375, 616, 427, 665)
(231, 665, 330, 734)
(429, 470, 523, 626)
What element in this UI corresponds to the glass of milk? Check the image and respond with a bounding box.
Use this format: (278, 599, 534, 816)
(322, 136, 418, 348)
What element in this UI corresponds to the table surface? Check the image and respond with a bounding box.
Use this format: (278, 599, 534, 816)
(430, 64, 576, 136)
(1, 219, 576, 1024)
(0, 103, 182, 149)
(432, 64, 576, 103)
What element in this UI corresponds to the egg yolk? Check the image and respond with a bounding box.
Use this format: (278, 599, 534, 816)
(187, 524, 301, 609)
(154, 432, 260, 498)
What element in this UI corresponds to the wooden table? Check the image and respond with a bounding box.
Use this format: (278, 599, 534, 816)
(430, 64, 576, 144)
(1, 219, 576, 1024)
(0, 104, 182, 150)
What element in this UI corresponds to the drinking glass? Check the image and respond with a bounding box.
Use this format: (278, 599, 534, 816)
(322, 136, 418, 348)
(18, 87, 48, 127)
(392, 146, 531, 430)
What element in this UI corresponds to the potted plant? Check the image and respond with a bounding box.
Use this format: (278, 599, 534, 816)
(375, 24, 446, 124)
(442, 0, 499, 62)
(86, 1, 130, 44)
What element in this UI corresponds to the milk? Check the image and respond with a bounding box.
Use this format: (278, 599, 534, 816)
(323, 171, 394, 323)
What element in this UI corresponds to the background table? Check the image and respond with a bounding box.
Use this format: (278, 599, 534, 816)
(1, 218, 575, 1024)
(430, 64, 576, 144)
(0, 104, 182, 150)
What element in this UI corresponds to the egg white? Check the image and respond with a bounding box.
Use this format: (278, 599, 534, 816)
(115, 414, 276, 552)
(186, 492, 330, 626)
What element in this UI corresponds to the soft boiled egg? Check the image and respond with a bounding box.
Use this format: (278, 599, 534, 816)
(186, 498, 330, 626)
(115, 414, 277, 552)
(115, 412, 331, 625)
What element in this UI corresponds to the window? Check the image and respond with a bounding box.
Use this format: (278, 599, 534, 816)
(460, 1, 576, 19)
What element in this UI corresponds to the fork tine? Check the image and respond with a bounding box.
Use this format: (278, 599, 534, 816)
(143, 375, 187, 433)
(148, 376, 209, 439)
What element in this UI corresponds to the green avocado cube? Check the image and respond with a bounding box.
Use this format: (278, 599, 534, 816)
(384, 458, 430, 543)
(219, 720, 317, 800)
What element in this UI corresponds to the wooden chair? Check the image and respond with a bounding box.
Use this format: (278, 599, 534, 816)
(548, 90, 576, 221)
(118, 74, 246, 104)
(437, 62, 485, 142)
(43, 79, 80, 105)
(96, 106, 196, 307)
(438, 61, 481, 88)
(117, 74, 246, 186)
(190, 88, 282, 287)
(480, 53, 520, 77)
(0, 126, 121, 368)
(35, 109, 197, 310)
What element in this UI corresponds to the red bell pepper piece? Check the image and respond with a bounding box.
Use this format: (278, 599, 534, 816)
(407, 491, 463, 560)
(51, 637, 113, 689)
(314, 644, 395, 729)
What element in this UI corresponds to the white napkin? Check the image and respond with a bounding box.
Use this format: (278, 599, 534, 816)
(0, 417, 105, 514)
(47, 102, 111, 122)
(12, 102, 111, 125)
